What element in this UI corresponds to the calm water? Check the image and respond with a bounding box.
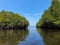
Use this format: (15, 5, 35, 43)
(19, 26, 45, 45)
(0, 26, 60, 45)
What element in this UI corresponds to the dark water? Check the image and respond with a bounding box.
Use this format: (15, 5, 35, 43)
(37, 28, 60, 45)
(0, 27, 60, 45)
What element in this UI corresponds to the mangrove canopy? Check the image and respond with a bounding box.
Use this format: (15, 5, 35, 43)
(0, 10, 29, 29)
(36, 0, 60, 29)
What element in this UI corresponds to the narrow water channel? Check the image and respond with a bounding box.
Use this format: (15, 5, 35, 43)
(19, 26, 45, 45)
(0, 26, 60, 45)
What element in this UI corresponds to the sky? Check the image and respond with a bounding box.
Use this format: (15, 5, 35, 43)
(0, 0, 51, 26)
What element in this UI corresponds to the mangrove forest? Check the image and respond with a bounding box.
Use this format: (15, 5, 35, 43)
(36, 0, 60, 29)
(0, 10, 29, 29)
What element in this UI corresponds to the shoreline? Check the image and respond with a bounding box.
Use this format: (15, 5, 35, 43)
(0, 26, 28, 30)
(36, 26, 60, 30)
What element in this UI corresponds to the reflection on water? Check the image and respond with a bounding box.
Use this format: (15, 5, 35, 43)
(37, 28, 60, 45)
(1, 27, 57, 45)
(0, 29, 28, 45)
(19, 27, 45, 45)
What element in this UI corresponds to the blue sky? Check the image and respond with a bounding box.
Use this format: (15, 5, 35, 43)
(0, 0, 51, 26)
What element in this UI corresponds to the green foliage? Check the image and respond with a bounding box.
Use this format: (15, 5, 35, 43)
(0, 10, 29, 28)
(36, 0, 60, 27)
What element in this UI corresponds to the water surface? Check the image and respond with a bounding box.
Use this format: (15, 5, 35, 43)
(37, 28, 60, 45)
(0, 27, 45, 45)
(0, 27, 60, 45)
(0, 29, 28, 45)
(19, 26, 44, 45)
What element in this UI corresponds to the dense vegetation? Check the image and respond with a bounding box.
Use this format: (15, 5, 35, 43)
(0, 10, 29, 29)
(36, 0, 60, 29)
